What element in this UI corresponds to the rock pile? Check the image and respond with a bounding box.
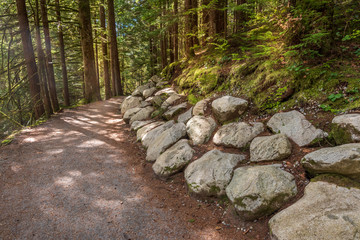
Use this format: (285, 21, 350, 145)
(120, 76, 360, 239)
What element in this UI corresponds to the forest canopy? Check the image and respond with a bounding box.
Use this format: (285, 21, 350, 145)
(0, 0, 359, 139)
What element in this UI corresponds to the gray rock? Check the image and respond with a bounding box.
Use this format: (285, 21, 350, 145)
(156, 81, 168, 88)
(186, 116, 217, 145)
(145, 95, 164, 107)
(269, 180, 360, 240)
(141, 120, 175, 148)
(129, 106, 155, 125)
(123, 107, 142, 124)
(212, 96, 248, 123)
(132, 82, 154, 96)
(164, 102, 187, 120)
(301, 143, 360, 180)
(149, 75, 162, 83)
(213, 122, 264, 148)
(137, 121, 165, 141)
(250, 134, 292, 162)
(120, 96, 143, 114)
(193, 99, 210, 116)
(332, 114, 360, 142)
(226, 165, 297, 220)
(130, 120, 155, 131)
(161, 94, 181, 110)
(184, 150, 246, 196)
(140, 101, 151, 108)
(178, 107, 193, 124)
(146, 123, 187, 162)
(152, 139, 194, 178)
(142, 87, 157, 99)
(155, 88, 176, 96)
(267, 110, 327, 147)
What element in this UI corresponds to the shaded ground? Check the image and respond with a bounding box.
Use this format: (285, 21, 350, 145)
(0, 98, 263, 240)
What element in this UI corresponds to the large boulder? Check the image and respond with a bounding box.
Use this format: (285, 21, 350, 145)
(123, 107, 142, 124)
(137, 121, 165, 141)
(140, 101, 151, 108)
(267, 110, 327, 147)
(161, 94, 181, 110)
(141, 120, 174, 147)
(163, 102, 187, 120)
(129, 106, 155, 125)
(152, 139, 194, 178)
(332, 114, 360, 143)
(184, 150, 246, 196)
(178, 107, 193, 124)
(211, 96, 248, 123)
(146, 123, 187, 162)
(145, 95, 164, 107)
(301, 143, 360, 180)
(226, 165, 297, 221)
(269, 180, 360, 240)
(132, 82, 154, 96)
(130, 120, 155, 131)
(213, 122, 264, 148)
(149, 75, 162, 83)
(193, 99, 210, 116)
(142, 87, 157, 99)
(250, 134, 292, 162)
(186, 116, 217, 145)
(120, 96, 142, 114)
(155, 88, 176, 96)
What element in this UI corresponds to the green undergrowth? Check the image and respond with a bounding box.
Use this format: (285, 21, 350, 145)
(166, 38, 360, 114)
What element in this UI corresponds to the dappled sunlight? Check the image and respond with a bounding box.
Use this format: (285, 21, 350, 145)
(45, 149, 64, 155)
(192, 226, 222, 239)
(68, 170, 82, 177)
(23, 137, 36, 143)
(93, 199, 124, 210)
(55, 176, 75, 188)
(10, 163, 23, 173)
(77, 139, 106, 148)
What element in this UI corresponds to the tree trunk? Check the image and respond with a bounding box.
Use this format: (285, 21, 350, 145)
(55, 0, 70, 106)
(210, 0, 227, 38)
(234, 0, 247, 33)
(35, 0, 52, 116)
(202, 0, 211, 44)
(79, 0, 102, 102)
(191, 0, 200, 46)
(184, 0, 195, 57)
(108, 0, 123, 96)
(160, 1, 168, 69)
(173, 0, 179, 61)
(100, 0, 111, 100)
(16, 0, 45, 119)
(40, 0, 59, 112)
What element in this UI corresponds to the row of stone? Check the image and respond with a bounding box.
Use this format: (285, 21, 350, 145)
(121, 79, 298, 221)
(120, 77, 360, 239)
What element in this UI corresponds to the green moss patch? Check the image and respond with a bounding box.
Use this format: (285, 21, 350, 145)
(311, 174, 360, 190)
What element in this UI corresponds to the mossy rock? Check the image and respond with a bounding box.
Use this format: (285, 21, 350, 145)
(311, 174, 360, 190)
(328, 123, 354, 145)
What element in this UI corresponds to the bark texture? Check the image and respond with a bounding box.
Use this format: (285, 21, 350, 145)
(40, 0, 59, 112)
(108, 0, 123, 96)
(16, 0, 44, 119)
(79, 0, 101, 102)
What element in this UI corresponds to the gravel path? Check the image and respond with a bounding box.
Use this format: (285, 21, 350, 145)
(0, 99, 208, 239)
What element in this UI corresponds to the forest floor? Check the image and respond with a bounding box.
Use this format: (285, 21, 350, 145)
(0, 97, 267, 240)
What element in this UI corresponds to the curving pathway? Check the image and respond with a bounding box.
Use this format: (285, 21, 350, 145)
(0, 98, 255, 240)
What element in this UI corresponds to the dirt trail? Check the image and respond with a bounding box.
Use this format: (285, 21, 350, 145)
(0, 98, 263, 240)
